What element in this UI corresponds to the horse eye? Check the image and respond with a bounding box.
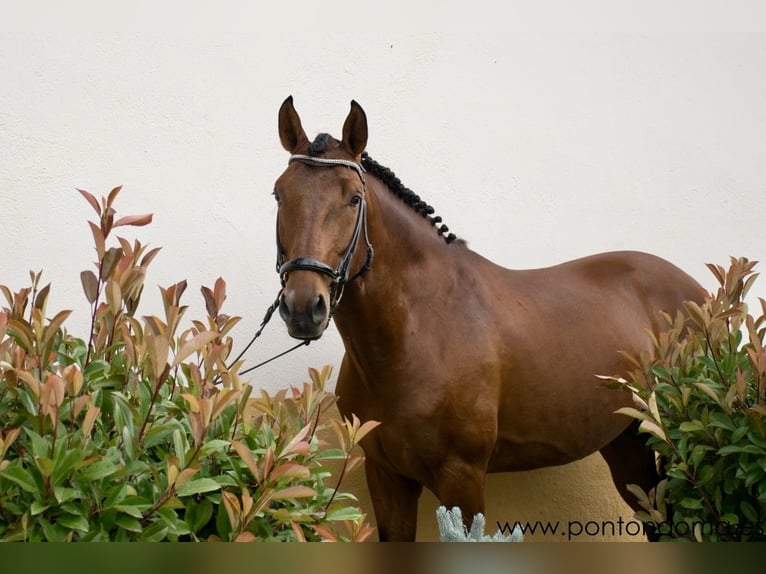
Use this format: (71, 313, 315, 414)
(349, 195, 362, 207)
(273, 190, 281, 204)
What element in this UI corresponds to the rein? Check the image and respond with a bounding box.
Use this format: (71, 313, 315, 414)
(224, 288, 310, 378)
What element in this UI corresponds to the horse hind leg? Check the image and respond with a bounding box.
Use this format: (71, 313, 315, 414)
(599, 421, 662, 541)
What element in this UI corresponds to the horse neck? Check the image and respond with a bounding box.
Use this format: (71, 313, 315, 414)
(332, 175, 459, 347)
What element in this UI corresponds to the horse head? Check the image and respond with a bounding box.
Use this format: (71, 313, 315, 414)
(274, 96, 373, 339)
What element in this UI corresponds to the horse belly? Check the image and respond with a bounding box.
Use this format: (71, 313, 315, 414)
(488, 332, 645, 471)
(488, 400, 631, 472)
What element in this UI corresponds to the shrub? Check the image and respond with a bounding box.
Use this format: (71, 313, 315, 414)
(610, 257, 766, 541)
(0, 186, 378, 541)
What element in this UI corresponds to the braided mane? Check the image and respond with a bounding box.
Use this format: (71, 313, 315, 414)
(307, 133, 458, 244)
(360, 152, 458, 244)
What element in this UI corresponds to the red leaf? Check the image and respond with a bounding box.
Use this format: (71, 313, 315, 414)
(107, 185, 123, 208)
(114, 213, 153, 228)
(88, 221, 106, 258)
(80, 270, 99, 303)
(201, 285, 217, 318)
(311, 524, 338, 541)
(140, 247, 162, 268)
(214, 277, 226, 308)
(77, 188, 101, 216)
(101, 247, 123, 279)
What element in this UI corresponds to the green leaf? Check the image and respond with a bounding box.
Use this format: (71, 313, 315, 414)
(25, 428, 50, 459)
(718, 444, 765, 456)
(714, 486, 723, 513)
(39, 518, 68, 542)
(122, 460, 151, 478)
(115, 514, 143, 533)
(743, 465, 765, 488)
(196, 439, 230, 459)
(57, 514, 89, 532)
(680, 497, 704, 510)
(54, 486, 78, 504)
(313, 448, 349, 460)
(52, 448, 87, 484)
(271, 485, 318, 500)
(30, 501, 49, 516)
(709, 411, 736, 432)
(155, 508, 191, 535)
(84, 359, 110, 380)
(103, 483, 128, 508)
(0, 464, 39, 493)
(114, 505, 145, 519)
(175, 478, 221, 497)
(697, 464, 715, 485)
(142, 423, 178, 449)
(748, 431, 766, 449)
(325, 506, 363, 521)
(689, 444, 711, 469)
(122, 426, 135, 460)
(694, 382, 726, 407)
(731, 426, 750, 443)
(35, 457, 55, 478)
(212, 474, 237, 488)
(741, 500, 759, 523)
(78, 460, 118, 482)
(17, 388, 39, 416)
(140, 522, 169, 542)
(173, 429, 187, 463)
(189, 499, 214, 533)
(679, 421, 705, 432)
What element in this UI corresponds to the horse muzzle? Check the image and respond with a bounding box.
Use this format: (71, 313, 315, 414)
(278, 276, 331, 340)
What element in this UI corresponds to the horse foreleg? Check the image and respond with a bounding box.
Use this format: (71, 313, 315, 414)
(433, 457, 487, 534)
(365, 458, 423, 541)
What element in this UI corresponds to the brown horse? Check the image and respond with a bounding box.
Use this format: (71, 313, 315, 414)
(273, 96, 705, 541)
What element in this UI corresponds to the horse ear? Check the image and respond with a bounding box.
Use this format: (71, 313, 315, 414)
(341, 100, 368, 158)
(278, 95, 309, 153)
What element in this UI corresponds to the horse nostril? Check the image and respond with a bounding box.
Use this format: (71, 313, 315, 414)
(279, 294, 292, 321)
(312, 293, 328, 323)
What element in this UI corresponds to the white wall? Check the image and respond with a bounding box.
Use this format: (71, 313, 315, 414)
(2, 1, 765, 395)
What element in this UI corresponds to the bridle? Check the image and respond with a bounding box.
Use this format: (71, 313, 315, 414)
(223, 154, 375, 380)
(275, 154, 375, 317)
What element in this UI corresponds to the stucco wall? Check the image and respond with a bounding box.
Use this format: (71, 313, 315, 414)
(2, 1, 765, 541)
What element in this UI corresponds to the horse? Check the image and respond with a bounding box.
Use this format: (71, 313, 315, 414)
(272, 96, 706, 541)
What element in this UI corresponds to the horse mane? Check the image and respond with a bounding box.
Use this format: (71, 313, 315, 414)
(360, 153, 458, 244)
(307, 133, 459, 244)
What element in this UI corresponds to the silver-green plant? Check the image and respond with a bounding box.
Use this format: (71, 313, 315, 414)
(436, 506, 523, 542)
